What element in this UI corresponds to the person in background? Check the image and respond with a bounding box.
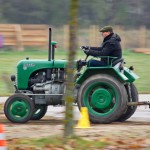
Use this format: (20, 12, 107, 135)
(81, 25, 122, 67)
(0, 35, 4, 48)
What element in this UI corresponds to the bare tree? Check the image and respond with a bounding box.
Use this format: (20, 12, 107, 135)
(64, 0, 79, 138)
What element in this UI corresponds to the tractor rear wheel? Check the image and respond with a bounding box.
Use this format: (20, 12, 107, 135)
(117, 83, 138, 122)
(4, 93, 34, 123)
(31, 105, 48, 120)
(77, 74, 127, 124)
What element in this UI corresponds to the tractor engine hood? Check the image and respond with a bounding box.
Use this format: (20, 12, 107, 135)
(17, 59, 67, 71)
(16, 59, 68, 89)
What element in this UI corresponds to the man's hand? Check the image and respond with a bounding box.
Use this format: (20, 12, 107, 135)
(81, 46, 90, 50)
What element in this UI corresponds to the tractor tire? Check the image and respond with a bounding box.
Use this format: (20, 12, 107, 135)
(117, 83, 139, 122)
(77, 74, 127, 124)
(31, 105, 48, 120)
(4, 93, 34, 123)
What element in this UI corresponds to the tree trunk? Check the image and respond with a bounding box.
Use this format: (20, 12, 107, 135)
(64, 0, 79, 138)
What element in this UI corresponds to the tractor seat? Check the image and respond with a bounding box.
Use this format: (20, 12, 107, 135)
(112, 58, 124, 67)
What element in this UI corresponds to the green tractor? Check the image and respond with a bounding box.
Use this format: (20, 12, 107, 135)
(4, 28, 140, 123)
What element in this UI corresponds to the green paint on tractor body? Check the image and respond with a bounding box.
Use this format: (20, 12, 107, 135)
(17, 58, 139, 90)
(76, 66, 139, 85)
(17, 59, 67, 89)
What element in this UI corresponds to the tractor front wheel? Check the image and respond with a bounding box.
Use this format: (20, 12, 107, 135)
(77, 74, 127, 124)
(4, 93, 34, 123)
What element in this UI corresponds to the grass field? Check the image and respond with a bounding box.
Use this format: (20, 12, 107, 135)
(8, 136, 107, 149)
(0, 48, 150, 95)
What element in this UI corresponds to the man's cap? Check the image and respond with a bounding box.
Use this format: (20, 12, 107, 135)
(99, 26, 113, 32)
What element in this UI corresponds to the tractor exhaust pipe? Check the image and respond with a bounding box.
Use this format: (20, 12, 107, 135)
(48, 28, 52, 61)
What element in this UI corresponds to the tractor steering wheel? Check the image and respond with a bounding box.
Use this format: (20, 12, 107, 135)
(80, 47, 89, 61)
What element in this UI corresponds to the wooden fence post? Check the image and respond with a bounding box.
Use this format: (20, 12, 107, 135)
(139, 26, 146, 48)
(115, 26, 126, 49)
(89, 25, 101, 46)
(89, 25, 96, 46)
(95, 25, 100, 46)
(63, 25, 69, 50)
(15, 24, 24, 51)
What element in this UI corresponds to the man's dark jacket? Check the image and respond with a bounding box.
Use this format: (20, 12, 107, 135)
(88, 33, 122, 62)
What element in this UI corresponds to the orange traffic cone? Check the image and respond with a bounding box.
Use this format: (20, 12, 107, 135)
(0, 124, 7, 150)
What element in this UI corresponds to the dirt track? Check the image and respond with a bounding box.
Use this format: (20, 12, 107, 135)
(1, 103, 150, 140)
(1, 102, 150, 149)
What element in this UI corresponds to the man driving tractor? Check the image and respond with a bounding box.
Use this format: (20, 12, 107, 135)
(81, 25, 122, 67)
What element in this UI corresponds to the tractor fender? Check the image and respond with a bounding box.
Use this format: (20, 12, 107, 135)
(76, 67, 128, 85)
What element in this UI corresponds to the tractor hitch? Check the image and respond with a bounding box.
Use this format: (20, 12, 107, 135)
(128, 101, 150, 108)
